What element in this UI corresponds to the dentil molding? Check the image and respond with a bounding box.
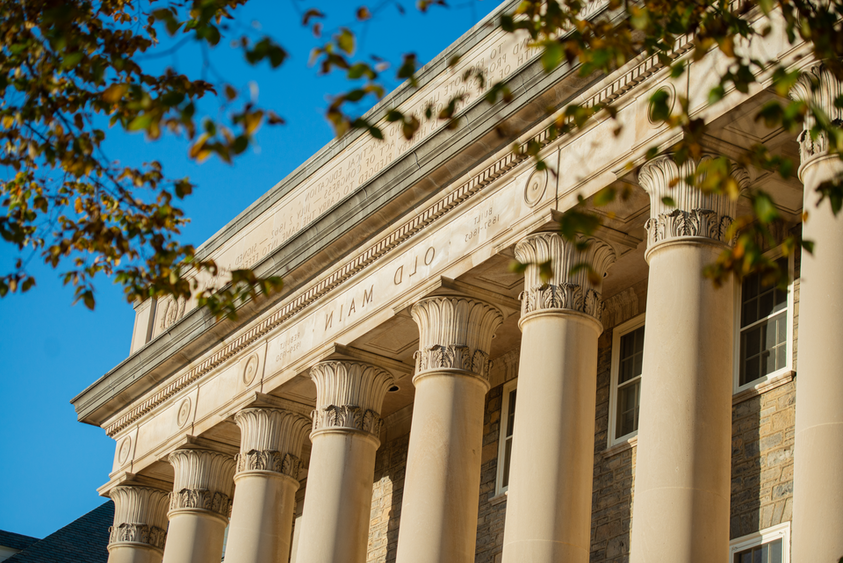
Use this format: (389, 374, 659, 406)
(514, 233, 616, 321)
(107, 485, 169, 551)
(638, 154, 750, 251)
(410, 297, 503, 381)
(167, 449, 235, 518)
(309, 361, 394, 437)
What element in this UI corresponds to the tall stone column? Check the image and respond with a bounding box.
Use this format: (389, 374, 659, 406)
(294, 361, 394, 563)
(161, 449, 235, 563)
(502, 233, 616, 563)
(791, 62, 843, 562)
(224, 408, 311, 563)
(107, 485, 170, 563)
(395, 297, 503, 563)
(629, 155, 748, 562)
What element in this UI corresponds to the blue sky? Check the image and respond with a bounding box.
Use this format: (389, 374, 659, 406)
(0, 0, 501, 538)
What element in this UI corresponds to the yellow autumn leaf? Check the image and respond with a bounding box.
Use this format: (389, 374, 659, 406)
(102, 83, 129, 104)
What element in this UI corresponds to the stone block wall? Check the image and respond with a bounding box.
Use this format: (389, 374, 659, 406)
(366, 434, 409, 563)
(730, 380, 796, 539)
(590, 329, 635, 563)
(475, 383, 508, 563)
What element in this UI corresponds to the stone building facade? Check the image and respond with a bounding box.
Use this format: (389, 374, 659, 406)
(72, 2, 842, 562)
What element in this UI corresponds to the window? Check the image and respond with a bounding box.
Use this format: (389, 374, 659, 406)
(735, 255, 793, 391)
(729, 523, 790, 563)
(609, 314, 646, 446)
(495, 378, 517, 496)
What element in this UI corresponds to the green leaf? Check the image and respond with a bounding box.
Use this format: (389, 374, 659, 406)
(127, 114, 153, 132)
(541, 41, 563, 73)
(338, 29, 355, 55)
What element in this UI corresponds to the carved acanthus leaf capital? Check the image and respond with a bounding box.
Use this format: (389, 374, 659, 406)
(514, 233, 616, 321)
(309, 361, 393, 437)
(234, 408, 310, 476)
(791, 62, 843, 170)
(107, 486, 169, 551)
(235, 450, 302, 479)
(638, 154, 749, 252)
(410, 297, 503, 380)
(167, 449, 235, 518)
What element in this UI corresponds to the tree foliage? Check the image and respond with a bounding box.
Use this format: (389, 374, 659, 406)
(2, 0, 842, 317)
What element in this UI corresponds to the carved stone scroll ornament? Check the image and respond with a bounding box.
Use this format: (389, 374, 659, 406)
(410, 297, 503, 381)
(107, 485, 169, 551)
(791, 62, 843, 172)
(514, 233, 616, 321)
(638, 154, 750, 251)
(168, 488, 232, 518)
(309, 361, 394, 437)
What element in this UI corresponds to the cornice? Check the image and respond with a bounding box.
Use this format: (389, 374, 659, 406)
(514, 233, 616, 321)
(411, 297, 503, 381)
(98, 34, 694, 439)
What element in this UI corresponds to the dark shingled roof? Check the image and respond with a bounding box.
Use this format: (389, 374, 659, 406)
(5, 502, 113, 563)
(0, 530, 39, 551)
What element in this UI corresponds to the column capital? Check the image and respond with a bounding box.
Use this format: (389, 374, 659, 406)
(514, 232, 616, 322)
(167, 449, 235, 520)
(791, 62, 843, 175)
(234, 408, 311, 479)
(410, 296, 503, 382)
(309, 361, 394, 439)
(638, 154, 750, 254)
(108, 485, 169, 552)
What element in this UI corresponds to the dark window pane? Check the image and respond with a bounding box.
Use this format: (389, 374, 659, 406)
(618, 326, 645, 384)
(502, 438, 513, 487)
(616, 381, 640, 437)
(769, 539, 782, 563)
(506, 389, 517, 437)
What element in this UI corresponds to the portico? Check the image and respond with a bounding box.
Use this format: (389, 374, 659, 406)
(72, 3, 840, 562)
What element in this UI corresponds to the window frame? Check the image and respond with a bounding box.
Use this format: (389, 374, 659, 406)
(733, 250, 794, 394)
(494, 377, 518, 497)
(608, 313, 646, 448)
(728, 522, 790, 563)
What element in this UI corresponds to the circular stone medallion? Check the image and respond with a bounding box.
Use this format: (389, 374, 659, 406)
(118, 436, 132, 464)
(176, 398, 192, 428)
(524, 169, 549, 207)
(243, 354, 259, 385)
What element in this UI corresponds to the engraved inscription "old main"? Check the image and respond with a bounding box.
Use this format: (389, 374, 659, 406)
(324, 285, 375, 331)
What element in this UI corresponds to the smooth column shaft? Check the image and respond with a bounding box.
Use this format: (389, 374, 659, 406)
(630, 242, 734, 563)
(162, 512, 227, 563)
(396, 373, 488, 563)
(225, 473, 299, 563)
(502, 311, 601, 563)
(294, 432, 379, 563)
(108, 548, 162, 563)
(792, 156, 843, 561)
